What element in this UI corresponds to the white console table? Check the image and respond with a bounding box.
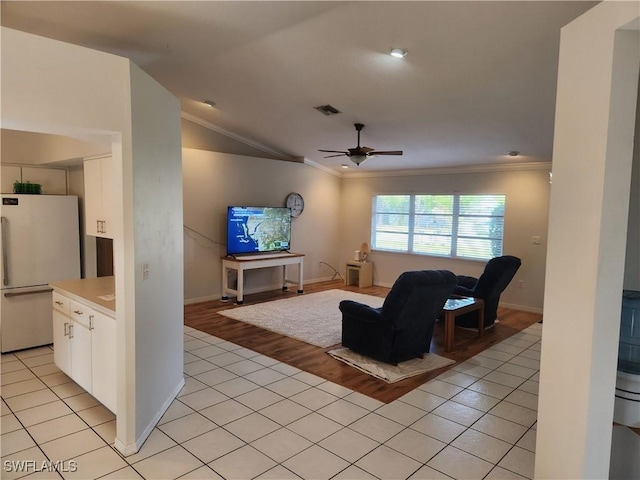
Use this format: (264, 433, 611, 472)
(221, 252, 304, 304)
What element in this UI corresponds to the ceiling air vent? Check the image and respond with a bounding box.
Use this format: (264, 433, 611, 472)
(314, 104, 341, 116)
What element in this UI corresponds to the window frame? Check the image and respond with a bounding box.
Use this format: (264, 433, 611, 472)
(371, 193, 505, 261)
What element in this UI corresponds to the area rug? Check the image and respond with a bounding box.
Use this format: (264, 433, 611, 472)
(328, 348, 455, 383)
(218, 289, 384, 348)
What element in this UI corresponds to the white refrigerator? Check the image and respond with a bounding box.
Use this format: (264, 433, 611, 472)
(1, 195, 81, 353)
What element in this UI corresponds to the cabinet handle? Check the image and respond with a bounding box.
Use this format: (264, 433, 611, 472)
(89, 315, 94, 330)
(55, 300, 64, 306)
(73, 309, 83, 316)
(64, 322, 69, 336)
(68, 324, 74, 339)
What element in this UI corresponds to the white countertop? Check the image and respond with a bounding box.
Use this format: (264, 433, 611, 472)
(50, 276, 115, 316)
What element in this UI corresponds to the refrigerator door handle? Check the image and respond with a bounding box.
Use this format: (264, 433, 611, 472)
(1, 217, 8, 286)
(4, 288, 54, 298)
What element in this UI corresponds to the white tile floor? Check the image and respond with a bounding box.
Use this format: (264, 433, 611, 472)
(1, 322, 542, 479)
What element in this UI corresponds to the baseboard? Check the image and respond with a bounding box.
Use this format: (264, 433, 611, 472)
(184, 276, 337, 305)
(499, 302, 543, 314)
(114, 377, 185, 456)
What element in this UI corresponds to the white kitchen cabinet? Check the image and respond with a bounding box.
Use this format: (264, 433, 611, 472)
(91, 309, 116, 413)
(1, 166, 67, 194)
(52, 310, 71, 376)
(84, 157, 115, 238)
(69, 317, 92, 393)
(69, 300, 94, 393)
(52, 291, 116, 413)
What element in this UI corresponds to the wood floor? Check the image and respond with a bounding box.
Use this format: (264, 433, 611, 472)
(184, 280, 542, 403)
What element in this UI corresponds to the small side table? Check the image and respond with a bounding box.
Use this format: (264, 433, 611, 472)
(346, 261, 373, 288)
(442, 296, 485, 352)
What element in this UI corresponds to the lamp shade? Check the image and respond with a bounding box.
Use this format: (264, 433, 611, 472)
(350, 155, 367, 166)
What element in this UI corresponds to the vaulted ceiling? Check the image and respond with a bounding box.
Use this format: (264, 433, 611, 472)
(1, 1, 598, 172)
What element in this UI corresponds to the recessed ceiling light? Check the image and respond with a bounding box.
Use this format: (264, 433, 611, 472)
(508, 151, 520, 157)
(341, 164, 349, 169)
(390, 48, 408, 58)
(203, 100, 216, 107)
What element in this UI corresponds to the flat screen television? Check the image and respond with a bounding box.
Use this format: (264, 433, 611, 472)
(226, 206, 291, 256)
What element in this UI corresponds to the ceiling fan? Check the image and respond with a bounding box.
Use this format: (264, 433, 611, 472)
(319, 123, 403, 166)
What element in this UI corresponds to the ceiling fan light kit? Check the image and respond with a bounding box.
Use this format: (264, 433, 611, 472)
(318, 123, 403, 166)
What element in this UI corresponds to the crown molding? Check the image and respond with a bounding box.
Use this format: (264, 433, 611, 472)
(181, 111, 299, 162)
(340, 161, 552, 179)
(302, 158, 343, 178)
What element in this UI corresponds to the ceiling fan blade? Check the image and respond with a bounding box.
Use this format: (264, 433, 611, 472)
(318, 149, 347, 154)
(361, 146, 375, 153)
(323, 154, 347, 158)
(371, 150, 403, 156)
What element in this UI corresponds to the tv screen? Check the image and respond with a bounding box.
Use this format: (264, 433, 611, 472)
(227, 206, 291, 255)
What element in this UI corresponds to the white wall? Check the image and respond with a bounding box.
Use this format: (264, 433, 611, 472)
(182, 148, 342, 303)
(536, 2, 640, 478)
(339, 166, 550, 312)
(129, 64, 184, 441)
(1, 27, 183, 455)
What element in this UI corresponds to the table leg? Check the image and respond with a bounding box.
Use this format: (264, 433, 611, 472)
(237, 267, 244, 304)
(444, 311, 454, 352)
(282, 265, 288, 291)
(297, 258, 304, 294)
(221, 265, 229, 301)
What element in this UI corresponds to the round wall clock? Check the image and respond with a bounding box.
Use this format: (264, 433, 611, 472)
(285, 192, 305, 218)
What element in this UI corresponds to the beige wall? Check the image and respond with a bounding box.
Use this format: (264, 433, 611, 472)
(339, 166, 551, 313)
(183, 148, 341, 303)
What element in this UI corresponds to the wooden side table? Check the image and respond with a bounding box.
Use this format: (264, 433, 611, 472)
(345, 261, 373, 288)
(442, 296, 485, 352)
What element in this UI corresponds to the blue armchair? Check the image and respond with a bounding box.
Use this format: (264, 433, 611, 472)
(452, 255, 521, 329)
(339, 270, 456, 364)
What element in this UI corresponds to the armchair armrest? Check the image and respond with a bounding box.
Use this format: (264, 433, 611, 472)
(339, 300, 384, 324)
(452, 285, 475, 297)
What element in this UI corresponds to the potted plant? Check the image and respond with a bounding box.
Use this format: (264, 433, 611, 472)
(13, 181, 42, 194)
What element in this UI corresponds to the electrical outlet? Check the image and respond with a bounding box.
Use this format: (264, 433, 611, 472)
(518, 280, 524, 289)
(142, 263, 150, 280)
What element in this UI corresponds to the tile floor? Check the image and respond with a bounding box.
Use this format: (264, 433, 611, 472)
(1, 323, 542, 479)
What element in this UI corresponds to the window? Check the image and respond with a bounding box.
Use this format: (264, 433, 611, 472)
(371, 194, 505, 260)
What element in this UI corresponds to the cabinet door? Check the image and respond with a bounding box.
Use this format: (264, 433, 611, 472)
(83, 158, 103, 237)
(69, 320, 92, 393)
(53, 310, 71, 377)
(100, 157, 115, 239)
(91, 311, 116, 413)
